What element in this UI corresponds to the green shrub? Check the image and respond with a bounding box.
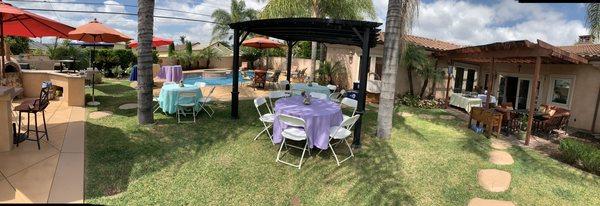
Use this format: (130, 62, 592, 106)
(398, 93, 443, 109)
(559, 138, 600, 174)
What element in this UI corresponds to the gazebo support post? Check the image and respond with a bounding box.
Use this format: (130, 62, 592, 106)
(486, 58, 495, 108)
(525, 56, 541, 145)
(231, 29, 241, 119)
(286, 41, 294, 90)
(353, 27, 371, 148)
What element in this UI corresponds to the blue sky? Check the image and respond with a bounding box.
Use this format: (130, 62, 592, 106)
(8, 0, 590, 46)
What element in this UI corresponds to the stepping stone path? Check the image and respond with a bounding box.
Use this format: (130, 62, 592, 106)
(397, 112, 413, 117)
(439, 115, 455, 120)
(471, 138, 516, 205)
(468, 198, 515, 206)
(418, 114, 435, 120)
(477, 169, 512, 192)
(118, 103, 138, 110)
(489, 150, 514, 165)
(89, 111, 113, 119)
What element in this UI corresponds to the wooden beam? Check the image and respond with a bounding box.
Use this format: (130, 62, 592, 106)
(443, 48, 552, 60)
(486, 58, 494, 108)
(525, 56, 542, 145)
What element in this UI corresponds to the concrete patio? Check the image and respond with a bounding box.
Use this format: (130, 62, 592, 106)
(0, 100, 84, 203)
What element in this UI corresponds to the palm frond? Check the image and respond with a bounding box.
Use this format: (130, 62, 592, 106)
(587, 3, 600, 38)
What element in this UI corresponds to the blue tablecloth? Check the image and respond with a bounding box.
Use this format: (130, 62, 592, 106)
(158, 84, 203, 114)
(291, 83, 331, 96)
(129, 65, 138, 81)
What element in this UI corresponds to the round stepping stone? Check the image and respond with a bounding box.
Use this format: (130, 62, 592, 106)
(491, 138, 511, 150)
(468, 198, 515, 206)
(477, 169, 512, 192)
(118, 103, 138, 110)
(439, 115, 455, 120)
(397, 112, 413, 117)
(489, 150, 514, 165)
(89, 111, 113, 119)
(418, 114, 435, 120)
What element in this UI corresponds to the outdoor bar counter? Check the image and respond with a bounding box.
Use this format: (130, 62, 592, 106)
(21, 70, 86, 107)
(0, 87, 14, 151)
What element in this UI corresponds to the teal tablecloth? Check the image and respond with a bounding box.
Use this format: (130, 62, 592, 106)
(159, 84, 203, 114)
(291, 83, 331, 96)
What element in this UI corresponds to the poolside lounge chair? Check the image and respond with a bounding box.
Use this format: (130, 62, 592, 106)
(266, 70, 281, 89)
(276, 114, 311, 169)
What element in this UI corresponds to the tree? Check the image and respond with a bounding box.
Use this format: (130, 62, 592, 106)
(137, 0, 155, 124)
(211, 0, 258, 42)
(6, 37, 30, 55)
(587, 3, 600, 40)
(259, 0, 376, 78)
(167, 43, 175, 57)
(377, 0, 419, 139)
(179, 35, 186, 45)
(416, 59, 443, 99)
(199, 46, 222, 68)
(403, 43, 428, 95)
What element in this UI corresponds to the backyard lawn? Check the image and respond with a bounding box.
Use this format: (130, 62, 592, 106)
(85, 79, 600, 205)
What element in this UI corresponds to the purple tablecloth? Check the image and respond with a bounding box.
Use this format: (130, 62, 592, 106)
(272, 96, 343, 150)
(157, 65, 183, 82)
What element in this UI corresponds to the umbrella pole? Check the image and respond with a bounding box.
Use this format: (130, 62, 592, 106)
(88, 42, 100, 106)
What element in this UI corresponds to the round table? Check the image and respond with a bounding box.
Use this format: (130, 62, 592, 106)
(291, 83, 331, 97)
(157, 65, 183, 82)
(158, 84, 203, 114)
(272, 96, 343, 150)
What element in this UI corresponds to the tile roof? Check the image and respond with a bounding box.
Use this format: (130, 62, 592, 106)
(377, 32, 463, 51)
(558, 44, 600, 59)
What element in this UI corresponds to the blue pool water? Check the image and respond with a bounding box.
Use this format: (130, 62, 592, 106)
(183, 74, 249, 86)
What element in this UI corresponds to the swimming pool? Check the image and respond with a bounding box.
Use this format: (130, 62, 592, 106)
(183, 74, 249, 86)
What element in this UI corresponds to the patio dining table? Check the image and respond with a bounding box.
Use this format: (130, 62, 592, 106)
(450, 93, 483, 112)
(158, 84, 203, 114)
(157, 65, 183, 82)
(272, 96, 343, 150)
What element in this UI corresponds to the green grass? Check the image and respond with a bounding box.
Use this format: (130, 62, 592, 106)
(85, 79, 600, 205)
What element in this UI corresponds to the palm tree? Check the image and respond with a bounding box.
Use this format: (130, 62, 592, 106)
(587, 3, 600, 40)
(199, 47, 222, 68)
(137, 0, 155, 124)
(179, 35, 186, 45)
(417, 60, 443, 98)
(259, 0, 376, 79)
(403, 43, 428, 95)
(376, 0, 419, 139)
(211, 0, 258, 42)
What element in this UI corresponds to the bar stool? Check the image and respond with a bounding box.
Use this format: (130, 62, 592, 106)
(14, 82, 50, 149)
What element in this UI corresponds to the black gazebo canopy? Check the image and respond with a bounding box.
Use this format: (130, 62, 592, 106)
(229, 18, 381, 147)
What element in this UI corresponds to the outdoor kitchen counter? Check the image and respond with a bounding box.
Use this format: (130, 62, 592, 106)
(21, 70, 86, 107)
(0, 86, 15, 151)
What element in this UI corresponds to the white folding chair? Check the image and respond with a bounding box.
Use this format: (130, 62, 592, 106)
(176, 92, 198, 123)
(276, 114, 310, 169)
(278, 80, 290, 90)
(310, 92, 328, 100)
(268, 91, 288, 110)
(340, 97, 358, 121)
(328, 115, 360, 165)
(329, 89, 346, 103)
(152, 96, 161, 113)
(253, 97, 274, 142)
(327, 84, 337, 92)
(198, 86, 216, 117)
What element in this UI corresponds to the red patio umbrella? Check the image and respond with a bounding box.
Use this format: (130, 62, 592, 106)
(242, 36, 282, 49)
(128, 36, 173, 48)
(0, 2, 75, 76)
(68, 18, 132, 106)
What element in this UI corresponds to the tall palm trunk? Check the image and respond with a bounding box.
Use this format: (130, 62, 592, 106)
(377, 0, 403, 139)
(137, 0, 155, 124)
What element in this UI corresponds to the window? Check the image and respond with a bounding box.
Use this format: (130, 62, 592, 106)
(548, 77, 574, 107)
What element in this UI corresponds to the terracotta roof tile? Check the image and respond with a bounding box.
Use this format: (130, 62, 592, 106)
(378, 33, 462, 51)
(558, 44, 600, 59)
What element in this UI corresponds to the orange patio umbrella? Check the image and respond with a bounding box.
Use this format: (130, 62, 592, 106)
(128, 36, 173, 48)
(242, 36, 282, 49)
(0, 2, 74, 76)
(68, 18, 132, 106)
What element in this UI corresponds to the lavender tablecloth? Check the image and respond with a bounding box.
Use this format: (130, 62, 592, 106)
(157, 65, 183, 82)
(272, 96, 343, 150)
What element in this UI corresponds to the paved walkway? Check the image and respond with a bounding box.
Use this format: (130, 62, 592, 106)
(0, 100, 85, 203)
(469, 138, 516, 206)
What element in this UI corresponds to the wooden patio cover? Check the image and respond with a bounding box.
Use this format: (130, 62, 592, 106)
(435, 39, 588, 145)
